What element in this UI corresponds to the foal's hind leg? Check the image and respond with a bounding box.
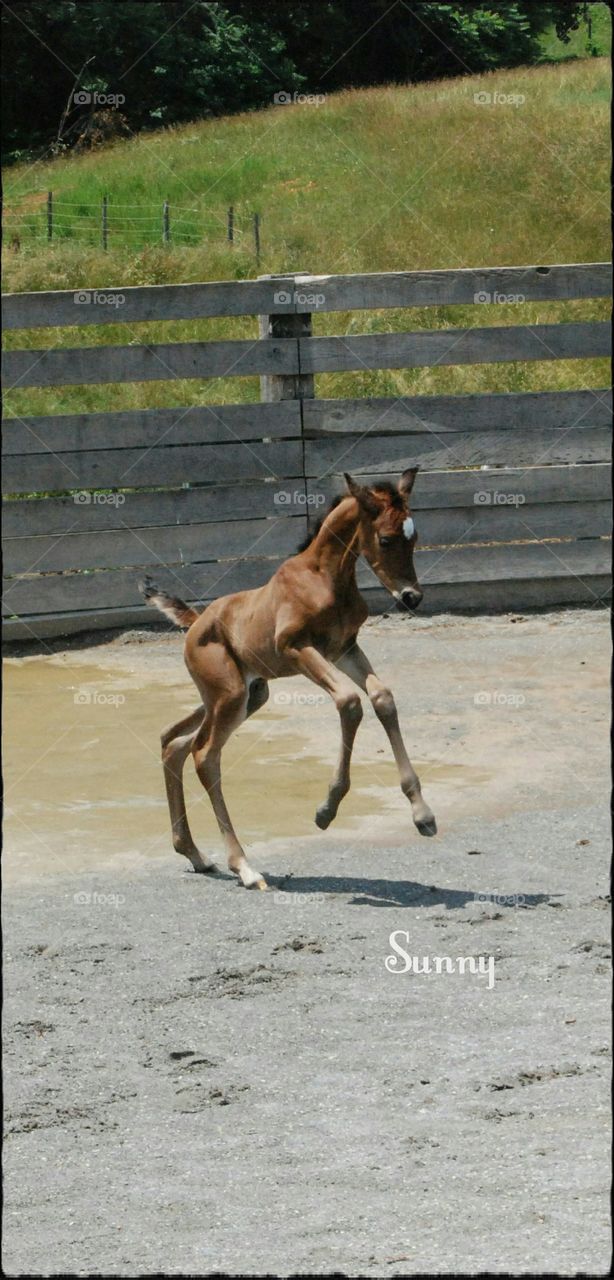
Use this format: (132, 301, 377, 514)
(189, 648, 267, 889)
(161, 705, 218, 873)
(192, 703, 267, 890)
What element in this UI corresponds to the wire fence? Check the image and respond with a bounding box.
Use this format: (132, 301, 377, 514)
(4, 195, 262, 257)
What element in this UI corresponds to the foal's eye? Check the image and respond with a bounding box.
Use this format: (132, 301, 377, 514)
(379, 535, 393, 548)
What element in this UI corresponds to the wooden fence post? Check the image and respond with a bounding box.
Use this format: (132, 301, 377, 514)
(47, 191, 53, 242)
(258, 273, 314, 519)
(257, 274, 314, 403)
(101, 195, 108, 251)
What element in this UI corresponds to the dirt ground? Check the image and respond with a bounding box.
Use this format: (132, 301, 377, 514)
(2, 608, 611, 1275)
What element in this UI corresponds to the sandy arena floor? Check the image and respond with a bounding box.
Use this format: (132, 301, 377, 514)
(2, 607, 611, 1275)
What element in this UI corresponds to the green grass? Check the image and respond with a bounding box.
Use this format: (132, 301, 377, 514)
(3, 58, 611, 417)
(538, 2, 611, 62)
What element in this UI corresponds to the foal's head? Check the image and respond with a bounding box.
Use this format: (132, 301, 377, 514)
(344, 468, 423, 610)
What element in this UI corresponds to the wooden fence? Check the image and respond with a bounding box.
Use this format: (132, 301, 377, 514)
(2, 263, 611, 641)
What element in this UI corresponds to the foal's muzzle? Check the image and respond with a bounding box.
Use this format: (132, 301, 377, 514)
(398, 587, 423, 611)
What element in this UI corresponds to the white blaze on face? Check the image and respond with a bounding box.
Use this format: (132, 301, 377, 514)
(402, 516, 415, 541)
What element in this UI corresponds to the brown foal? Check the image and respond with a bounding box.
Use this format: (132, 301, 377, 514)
(141, 468, 436, 890)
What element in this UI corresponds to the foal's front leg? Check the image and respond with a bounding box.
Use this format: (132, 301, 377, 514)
(337, 643, 437, 836)
(284, 644, 364, 829)
(315, 687, 363, 830)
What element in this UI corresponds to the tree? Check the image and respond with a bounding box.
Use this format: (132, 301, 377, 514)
(1, 1, 586, 163)
(226, 2, 587, 88)
(1, 1, 298, 161)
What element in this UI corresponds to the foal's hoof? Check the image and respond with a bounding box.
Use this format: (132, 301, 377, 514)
(237, 866, 268, 890)
(315, 804, 333, 830)
(243, 875, 268, 891)
(182, 850, 218, 874)
(415, 815, 437, 837)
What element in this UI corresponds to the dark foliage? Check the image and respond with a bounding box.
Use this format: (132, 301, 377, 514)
(2, 1, 584, 162)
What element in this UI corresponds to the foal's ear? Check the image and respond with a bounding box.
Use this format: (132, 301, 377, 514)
(398, 466, 420, 498)
(344, 473, 381, 518)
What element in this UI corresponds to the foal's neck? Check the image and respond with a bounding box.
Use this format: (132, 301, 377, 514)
(306, 497, 361, 591)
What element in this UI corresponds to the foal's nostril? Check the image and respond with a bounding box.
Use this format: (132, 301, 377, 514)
(400, 588, 423, 611)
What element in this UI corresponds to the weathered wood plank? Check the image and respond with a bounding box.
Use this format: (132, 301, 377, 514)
(416, 537, 611, 585)
(2, 481, 295, 537)
(3, 605, 165, 641)
(6, 389, 606, 462)
(3, 515, 305, 575)
(357, 574, 611, 614)
(2, 338, 298, 389)
(4, 459, 609, 539)
(4, 537, 609, 622)
(2, 556, 288, 616)
(2, 278, 297, 330)
(384, 538, 610, 587)
(4, 566, 610, 640)
(4, 264, 609, 330)
(302, 388, 612, 437)
(2, 401, 301, 456)
(5, 321, 609, 391)
(7, 501, 607, 575)
(306, 463, 611, 510)
(299, 322, 611, 375)
(413, 500, 610, 546)
(305, 428, 610, 474)
(356, 540, 612, 608)
(293, 263, 613, 311)
(3, 440, 303, 495)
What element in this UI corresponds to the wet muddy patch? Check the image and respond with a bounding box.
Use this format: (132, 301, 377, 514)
(3, 656, 487, 885)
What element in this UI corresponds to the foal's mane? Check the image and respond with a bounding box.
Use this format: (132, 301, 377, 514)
(296, 495, 344, 552)
(296, 481, 403, 552)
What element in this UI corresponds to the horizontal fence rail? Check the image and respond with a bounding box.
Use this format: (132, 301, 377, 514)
(5, 322, 611, 391)
(2, 262, 611, 641)
(3, 263, 611, 328)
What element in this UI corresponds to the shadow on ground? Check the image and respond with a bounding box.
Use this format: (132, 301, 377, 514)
(188, 869, 555, 911)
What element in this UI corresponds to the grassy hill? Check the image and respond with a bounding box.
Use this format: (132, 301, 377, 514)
(4, 58, 610, 418)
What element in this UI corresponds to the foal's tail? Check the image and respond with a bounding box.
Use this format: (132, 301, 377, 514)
(139, 575, 199, 628)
